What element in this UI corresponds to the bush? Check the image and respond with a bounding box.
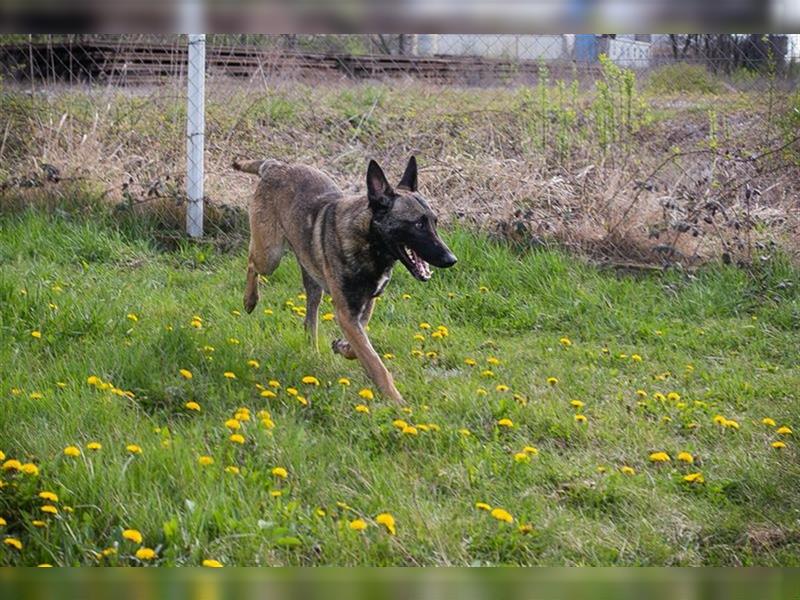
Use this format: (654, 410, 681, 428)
(646, 63, 722, 95)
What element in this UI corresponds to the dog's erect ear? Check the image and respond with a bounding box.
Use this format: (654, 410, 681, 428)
(367, 159, 393, 211)
(397, 156, 418, 192)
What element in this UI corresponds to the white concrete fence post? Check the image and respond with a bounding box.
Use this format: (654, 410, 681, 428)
(186, 33, 206, 238)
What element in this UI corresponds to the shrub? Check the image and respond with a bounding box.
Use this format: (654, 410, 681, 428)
(646, 63, 722, 95)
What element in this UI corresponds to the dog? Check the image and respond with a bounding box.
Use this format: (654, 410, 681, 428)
(232, 156, 457, 404)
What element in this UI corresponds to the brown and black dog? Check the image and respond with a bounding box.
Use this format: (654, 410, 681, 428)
(232, 156, 457, 404)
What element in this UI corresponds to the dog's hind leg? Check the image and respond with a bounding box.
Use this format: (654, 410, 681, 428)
(243, 236, 285, 314)
(301, 267, 322, 352)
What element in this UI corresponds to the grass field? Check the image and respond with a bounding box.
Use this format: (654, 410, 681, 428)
(1, 205, 799, 566)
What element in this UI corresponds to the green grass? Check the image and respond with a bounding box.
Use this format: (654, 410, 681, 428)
(1, 206, 799, 566)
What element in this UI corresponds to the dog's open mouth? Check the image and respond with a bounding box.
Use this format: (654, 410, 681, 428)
(400, 245, 432, 281)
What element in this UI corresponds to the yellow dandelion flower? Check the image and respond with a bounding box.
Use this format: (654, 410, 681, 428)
(597, 466, 607, 473)
(547, 377, 558, 386)
(425, 351, 438, 359)
(63, 446, 81, 457)
(431, 331, 443, 339)
(413, 334, 425, 342)
(570, 400, 585, 409)
(20, 463, 39, 476)
(86, 441, 102, 451)
(419, 322, 431, 330)
(41, 505, 58, 515)
(126, 444, 142, 454)
(268, 380, 281, 389)
(32, 521, 47, 528)
(223, 371, 236, 380)
(771, 441, 786, 449)
(496, 384, 510, 392)
(479, 285, 489, 293)
(355, 404, 370, 414)
(225, 465, 240, 475)
(649, 452, 670, 463)
(486, 357, 501, 366)
(654, 392, 666, 401)
(229, 434, 245, 444)
(475, 502, 492, 511)
(410, 349, 424, 357)
(497, 418, 514, 428)
(295, 395, 308, 406)
(620, 466, 636, 475)
(2, 459, 21, 471)
(375, 513, 396, 535)
(358, 388, 374, 400)
(302, 376, 320, 386)
(262, 417, 275, 429)
(776, 426, 793, 435)
(713, 415, 727, 425)
(459, 428, 472, 436)
(127, 313, 138, 322)
(349, 519, 368, 531)
(38, 491, 58, 502)
(31, 330, 42, 339)
(0, 517, 6, 526)
(202, 559, 223, 568)
(29, 392, 43, 400)
(179, 369, 193, 380)
(402, 426, 418, 436)
(761, 417, 776, 427)
(723, 419, 740, 430)
(518, 523, 534, 534)
(260, 390, 277, 398)
(271, 467, 288, 479)
(513, 452, 529, 463)
(198, 455, 214, 466)
(667, 392, 680, 402)
(631, 354, 643, 362)
(677, 452, 694, 463)
(490, 508, 513, 523)
(464, 358, 477, 366)
(683, 472, 704, 483)
(322, 312, 335, 321)
(481, 370, 495, 378)
(224, 419, 240, 430)
(523, 446, 539, 455)
(135, 547, 156, 560)
(636, 390, 648, 398)
(286, 387, 298, 396)
(574, 414, 588, 424)
(185, 401, 201, 412)
(559, 337, 572, 347)
(123, 529, 143, 544)
(476, 388, 488, 396)
(337, 377, 351, 386)
(4, 538, 22, 550)
(246, 359, 260, 369)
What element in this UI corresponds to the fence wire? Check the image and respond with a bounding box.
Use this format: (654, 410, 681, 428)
(0, 34, 798, 265)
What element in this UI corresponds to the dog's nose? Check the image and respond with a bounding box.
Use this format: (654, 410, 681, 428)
(440, 252, 457, 268)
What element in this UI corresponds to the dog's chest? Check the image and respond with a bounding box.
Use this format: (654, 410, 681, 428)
(372, 271, 391, 298)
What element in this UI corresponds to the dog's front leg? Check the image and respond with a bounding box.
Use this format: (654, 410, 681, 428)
(334, 304, 404, 404)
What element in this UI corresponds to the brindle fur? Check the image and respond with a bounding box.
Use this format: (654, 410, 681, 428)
(233, 156, 456, 404)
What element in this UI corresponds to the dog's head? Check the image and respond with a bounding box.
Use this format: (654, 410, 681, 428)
(367, 157, 457, 281)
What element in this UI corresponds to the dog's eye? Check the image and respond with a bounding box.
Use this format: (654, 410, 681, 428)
(415, 218, 426, 230)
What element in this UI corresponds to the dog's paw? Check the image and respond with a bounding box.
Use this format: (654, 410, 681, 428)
(243, 293, 258, 314)
(331, 338, 357, 360)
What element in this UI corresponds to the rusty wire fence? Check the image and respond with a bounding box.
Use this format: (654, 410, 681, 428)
(1, 34, 798, 265)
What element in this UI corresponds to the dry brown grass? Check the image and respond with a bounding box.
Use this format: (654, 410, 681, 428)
(1, 76, 798, 266)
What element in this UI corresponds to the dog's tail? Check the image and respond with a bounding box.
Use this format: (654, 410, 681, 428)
(232, 158, 283, 179)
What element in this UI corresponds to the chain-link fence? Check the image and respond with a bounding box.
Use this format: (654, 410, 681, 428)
(1, 34, 798, 265)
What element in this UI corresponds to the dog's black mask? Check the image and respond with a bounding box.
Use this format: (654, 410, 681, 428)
(367, 157, 457, 281)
